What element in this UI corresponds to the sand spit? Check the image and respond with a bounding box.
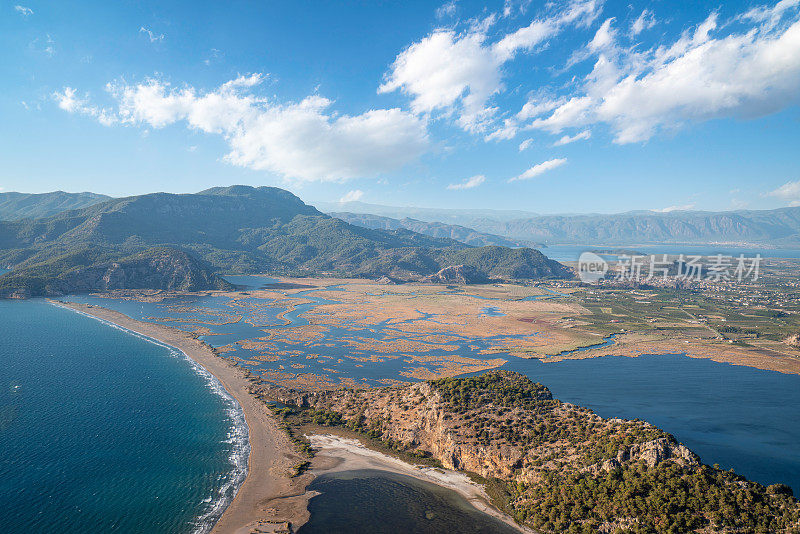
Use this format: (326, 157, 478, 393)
(52, 301, 313, 534)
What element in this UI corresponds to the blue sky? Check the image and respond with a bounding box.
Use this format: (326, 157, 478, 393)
(1, 0, 799, 214)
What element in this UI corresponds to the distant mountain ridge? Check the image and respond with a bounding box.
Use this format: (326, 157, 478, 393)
(0, 191, 111, 220)
(330, 211, 534, 247)
(0, 186, 570, 297)
(330, 201, 800, 246)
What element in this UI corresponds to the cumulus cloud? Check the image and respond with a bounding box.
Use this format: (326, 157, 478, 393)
(139, 27, 165, 43)
(447, 175, 486, 190)
(14, 5, 33, 16)
(552, 129, 591, 146)
(55, 75, 430, 182)
(339, 189, 364, 202)
(524, 1, 800, 143)
(379, 0, 602, 132)
(508, 158, 567, 182)
(767, 180, 800, 206)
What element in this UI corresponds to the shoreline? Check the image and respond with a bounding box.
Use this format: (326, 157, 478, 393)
(53, 301, 313, 534)
(307, 434, 534, 534)
(53, 299, 535, 534)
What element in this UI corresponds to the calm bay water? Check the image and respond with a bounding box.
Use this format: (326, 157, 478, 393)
(298, 470, 519, 534)
(0, 300, 247, 533)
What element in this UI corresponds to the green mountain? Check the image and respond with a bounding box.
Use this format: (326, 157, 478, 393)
(0, 246, 233, 299)
(0, 191, 111, 221)
(0, 185, 571, 297)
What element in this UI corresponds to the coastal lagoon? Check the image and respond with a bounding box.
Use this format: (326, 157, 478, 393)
(0, 300, 247, 533)
(65, 280, 800, 495)
(6, 279, 800, 532)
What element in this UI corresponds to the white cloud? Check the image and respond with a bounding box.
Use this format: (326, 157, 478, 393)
(552, 129, 591, 145)
(447, 174, 486, 190)
(139, 27, 165, 43)
(630, 9, 656, 36)
(767, 180, 800, 205)
(518, 138, 534, 151)
(525, 2, 800, 144)
(57, 75, 430, 182)
(653, 204, 696, 213)
(436, 1, 457, 19)
(379, 0, 603, 132)
(508, 158, 567, 182)
(339, 190, 364, 202)
(14, 5, 33, 16)
(53, 87, 117, 126)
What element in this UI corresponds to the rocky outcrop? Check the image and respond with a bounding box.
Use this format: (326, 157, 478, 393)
(0, 246, 233, 298)
(290, 371, 693, 485)
(600, 437, 699, 472)
(423, 264, 489, 284)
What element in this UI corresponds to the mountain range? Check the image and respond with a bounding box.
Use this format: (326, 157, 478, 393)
(0, 186, 569, 297)
(329, 211, 533, 248)
(0, 191, 110, 221)
(329, 201, 800, 247)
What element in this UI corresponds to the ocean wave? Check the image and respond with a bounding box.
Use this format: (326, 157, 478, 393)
(51, 303, 251, 534)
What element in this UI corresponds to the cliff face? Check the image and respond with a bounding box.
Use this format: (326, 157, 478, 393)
(291, 371, 695, 484)
(0, 246, 233, 298)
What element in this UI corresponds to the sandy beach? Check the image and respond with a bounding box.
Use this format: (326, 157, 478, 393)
(54, 301, 313, 534)
(307, 434, 533, 534)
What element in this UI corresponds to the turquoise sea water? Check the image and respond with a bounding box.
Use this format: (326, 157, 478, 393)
(0, 300, 248, 533)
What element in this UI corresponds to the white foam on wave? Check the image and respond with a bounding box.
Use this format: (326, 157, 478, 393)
(52, 303, 251, 534)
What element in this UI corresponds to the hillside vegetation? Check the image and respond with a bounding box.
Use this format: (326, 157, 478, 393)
(0, 185, 571, 297)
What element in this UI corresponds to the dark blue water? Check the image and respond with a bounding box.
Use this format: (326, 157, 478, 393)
(502, 353, 800, 493)
(0, 300, 247, 533)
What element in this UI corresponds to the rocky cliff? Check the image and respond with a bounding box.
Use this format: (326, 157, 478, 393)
(0, 246, 233, 298)
(275, 371, 799, 533)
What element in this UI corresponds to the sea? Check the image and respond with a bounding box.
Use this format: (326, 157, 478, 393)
(0, 299, 247, 533)
(2, 263, 800, 531)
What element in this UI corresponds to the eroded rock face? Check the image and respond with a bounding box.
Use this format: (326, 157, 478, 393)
(0, 246, 232, 298)
(423, 264, 489, 285)
(283, 371, 691, 486)
(615, 437, 700, 469)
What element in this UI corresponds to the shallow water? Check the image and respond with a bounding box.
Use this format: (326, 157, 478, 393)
(0, 300, 247, 533)
(297, 470, 519, 534)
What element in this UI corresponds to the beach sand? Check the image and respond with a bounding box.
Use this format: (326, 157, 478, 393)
(307, 434, 532, 534)
(54, 301, 313, 534)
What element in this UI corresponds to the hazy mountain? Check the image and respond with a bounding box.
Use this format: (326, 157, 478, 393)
(318, 200, 538, 225)
(0, 191, 111, 221)
(329, 212, 535, 248)
(483, 209, 800, 246)
(326, 201, 800, 246)
(0, 186, 570, 296)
